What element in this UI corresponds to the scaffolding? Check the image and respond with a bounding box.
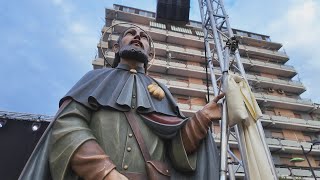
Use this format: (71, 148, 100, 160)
(197, 0, 278, 179)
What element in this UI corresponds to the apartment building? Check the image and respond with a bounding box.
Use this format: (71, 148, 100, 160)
(93, 4, 320, 179)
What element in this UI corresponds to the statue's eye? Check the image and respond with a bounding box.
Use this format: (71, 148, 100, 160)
(125, 30, 134, 36)
(141, 34, 148, 39)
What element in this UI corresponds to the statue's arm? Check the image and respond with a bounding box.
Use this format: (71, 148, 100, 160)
(49, 101, 116, 180)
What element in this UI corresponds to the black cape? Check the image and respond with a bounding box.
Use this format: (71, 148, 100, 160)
(19, 65, 220, 180)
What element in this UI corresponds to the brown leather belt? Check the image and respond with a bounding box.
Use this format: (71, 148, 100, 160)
(121, 172, 148, 180)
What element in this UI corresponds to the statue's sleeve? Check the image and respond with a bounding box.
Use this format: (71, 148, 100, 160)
(49, 101, 96, 180)
(169, 129, 197, 172)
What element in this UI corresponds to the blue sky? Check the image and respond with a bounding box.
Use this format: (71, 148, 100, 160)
(0, 0, 319, 115)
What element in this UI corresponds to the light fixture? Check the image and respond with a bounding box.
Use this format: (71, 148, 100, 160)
(289, 157, 304, 163)
(0, 119, 7, 128)
(32, 122, 41, 131)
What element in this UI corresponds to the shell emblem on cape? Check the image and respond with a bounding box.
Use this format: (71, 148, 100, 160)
(147, 83, 165, 100)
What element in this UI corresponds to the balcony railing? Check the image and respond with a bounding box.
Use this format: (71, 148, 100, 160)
(239, 44, 289, 62)
(235, 34, 282, 51)
(152, 58, 304, 93)
(255, 93, 312, 105)
(254, 93, 314, 112)
(211, 128, 320, 153)
(248, 58, 295, 71)
(241, 57, 296, 78)
(107, 20, 204, 49)
(230, 165, 320, 179)
(260, 114, 320, 132)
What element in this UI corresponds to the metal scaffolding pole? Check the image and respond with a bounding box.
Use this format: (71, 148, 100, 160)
(198, 0, 278, 179)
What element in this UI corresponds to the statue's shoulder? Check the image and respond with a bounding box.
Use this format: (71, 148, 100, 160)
(82, 67, 115, 78)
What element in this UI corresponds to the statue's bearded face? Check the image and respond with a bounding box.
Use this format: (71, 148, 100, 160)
(118, 27, 151, 64)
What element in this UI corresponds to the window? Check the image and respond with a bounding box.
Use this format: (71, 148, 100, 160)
(271, 129, 284, 139)
(195, 30, 204, 37)
(177, 97, 189, 104)
(312, 114, 320, 121)
(315, 156, 320, 167)
(189, 21, 202, 28)
(146, 12, 154, 18)
(176, 77, 189, 84)
(123, 7, 135, 13)
(190, 97, 206, 106)
(250, 34, 263, 40)
(303, 134, 312, 142)
(201, 79, 209, 85)
(265, 110, 275, 116)
(265, 37, 271, 42)
(114, 5, 120, 10)
(150, 21, 166, 29)
(139, 11, 153, 17)
(171, 25, 192, 34)
(148, 72, 162, 79)
(279, 154, 294, 166)
(294, 113, 302, 119)
(236, 30, 248, 37)
(139, 11, 146, 16)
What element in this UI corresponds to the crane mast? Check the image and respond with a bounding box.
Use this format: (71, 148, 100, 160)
(197, 0, 278, 179)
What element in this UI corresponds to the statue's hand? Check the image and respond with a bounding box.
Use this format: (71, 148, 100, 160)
(104, 169, 128, 180)
(201, 93, 225, 121)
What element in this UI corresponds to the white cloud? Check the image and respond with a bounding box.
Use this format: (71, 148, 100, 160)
(263, 0, 320, 103)
(50, 1, 100, 71)
(69, 22, 88, 34)
(52, 0, 74, 15)
(267, 0, 320, 66)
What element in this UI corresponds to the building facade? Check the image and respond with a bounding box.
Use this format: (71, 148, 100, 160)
(93, 4, 320, 179)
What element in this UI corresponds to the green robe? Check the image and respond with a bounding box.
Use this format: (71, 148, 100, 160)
(49, 101, 197, 180)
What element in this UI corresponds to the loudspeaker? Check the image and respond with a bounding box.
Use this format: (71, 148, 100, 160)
(156, 0, 190, 25)
(0, 118, 49, 180)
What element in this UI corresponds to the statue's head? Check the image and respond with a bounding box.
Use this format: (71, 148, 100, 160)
(112, 27, 153, 69)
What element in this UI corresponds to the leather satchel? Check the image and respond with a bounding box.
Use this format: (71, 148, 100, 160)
(124, 112, 170, 180)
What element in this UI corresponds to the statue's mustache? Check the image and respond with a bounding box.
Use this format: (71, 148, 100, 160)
(119, 45, 149, 64)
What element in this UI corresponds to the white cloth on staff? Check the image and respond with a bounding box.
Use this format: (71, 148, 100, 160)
(226, 73, 275, 180)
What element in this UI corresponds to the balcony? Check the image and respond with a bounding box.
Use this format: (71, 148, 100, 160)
(312, 103, 320, 114)
(260, 114, 320, 132)
(248, 74, 305, 94)
(230, 165, 320, 179)
(209, 122, 320, 155)
(276, 167, 320, 179)
(106, 7, 154, 26)
(235, 34, 282, 51)
(238, 44, 289, 63)
(241, 57, 297, 78)
(254, 93, 314, 112)
(177, 104, 320, 132)
(266, 138, 320, 155)
(104, 20, 205, 49)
